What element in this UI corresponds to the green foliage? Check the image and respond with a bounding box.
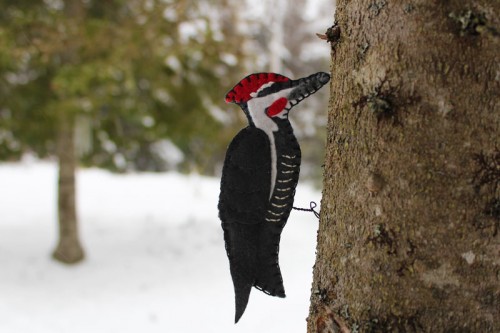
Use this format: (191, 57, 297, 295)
(0, 0, 246, 173)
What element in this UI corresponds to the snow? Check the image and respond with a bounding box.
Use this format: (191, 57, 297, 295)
(0, 160, 321, 333)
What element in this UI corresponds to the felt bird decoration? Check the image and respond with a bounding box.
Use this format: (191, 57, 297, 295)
(218, 72, 330, 323)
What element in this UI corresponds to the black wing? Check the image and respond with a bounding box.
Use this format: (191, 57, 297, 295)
(218, 126, 274, 323)
(218, 126, 271, 225)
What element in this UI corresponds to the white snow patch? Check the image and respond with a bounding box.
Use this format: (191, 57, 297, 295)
(178, 20, 206, 43)
(163, 7, 177, 22)
(142, 115, 155, 128)
(153, 88, 172, 105)
(220, 53, 238, 66)
(164, 56, 182, 73)
(151, 139, 184, 168)
(113, 153, 127, 170)
(0, 161, 321, 333)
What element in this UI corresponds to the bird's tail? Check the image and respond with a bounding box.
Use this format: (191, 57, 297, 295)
(223, 222, 286, 323)
(254, 222, 286, 298)
(223, 222, 259, 323)
(233, 273, 253, 323)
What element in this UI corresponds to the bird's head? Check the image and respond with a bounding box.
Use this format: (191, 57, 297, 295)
(225, 72, 330, 129)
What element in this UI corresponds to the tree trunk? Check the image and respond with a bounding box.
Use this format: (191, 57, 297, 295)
(52, 111, 84, 264)
(52, 0, 85, 264)
(308, 1, 499, 332)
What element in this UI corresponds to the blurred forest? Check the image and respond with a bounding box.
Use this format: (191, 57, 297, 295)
(0, 0, 332, 177)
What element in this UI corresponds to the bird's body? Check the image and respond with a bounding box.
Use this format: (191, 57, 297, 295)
(219, 72, 330, 323)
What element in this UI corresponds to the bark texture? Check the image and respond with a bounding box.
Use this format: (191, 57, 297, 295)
(308, 1, 499, 332)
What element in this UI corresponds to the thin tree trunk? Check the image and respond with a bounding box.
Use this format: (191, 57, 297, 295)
(52, 0, 85, 264)
(52, 111, 84, 264)
(308, 1, 499, 332)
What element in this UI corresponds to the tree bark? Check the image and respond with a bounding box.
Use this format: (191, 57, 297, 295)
(52, 110, 85, 264)
(52, 0, 85, 264)
(308, 1, 499, 332)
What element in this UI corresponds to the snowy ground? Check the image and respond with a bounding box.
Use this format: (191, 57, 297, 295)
(0, 160, 321, 333)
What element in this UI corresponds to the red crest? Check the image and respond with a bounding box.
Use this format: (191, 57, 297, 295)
(225, 73, 290, 104)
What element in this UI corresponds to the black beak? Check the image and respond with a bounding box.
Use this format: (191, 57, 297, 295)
(287, 72, 330, 109)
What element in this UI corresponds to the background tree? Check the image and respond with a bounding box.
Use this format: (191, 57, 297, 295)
(52, 0, 86, 263)
(0, 0, 248, 263)
(0, 0, 248, 172)
(308, 1, 499, 332)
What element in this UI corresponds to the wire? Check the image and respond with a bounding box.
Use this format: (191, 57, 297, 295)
(292, 201, 320, 219)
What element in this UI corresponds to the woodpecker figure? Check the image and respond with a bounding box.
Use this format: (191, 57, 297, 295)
(219, 72, 330, 323)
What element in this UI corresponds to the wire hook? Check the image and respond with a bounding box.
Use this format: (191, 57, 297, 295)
(292, 201, 320, 219)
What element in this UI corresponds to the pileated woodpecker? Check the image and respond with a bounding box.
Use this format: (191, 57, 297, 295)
(219, 72, 330, 323)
